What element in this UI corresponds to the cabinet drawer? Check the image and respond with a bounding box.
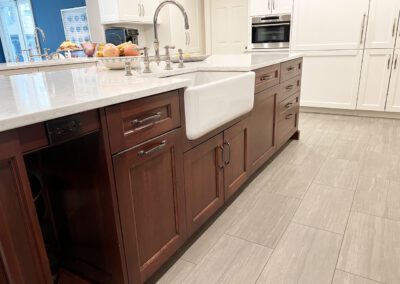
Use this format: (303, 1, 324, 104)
(254, 64, 280, 93)
(281, 58, 302, 82)
(278, 93, 300, 117)
(279, 75, 301, 102)
(277, 110, 298, 148)
(106, 90, 181, 153)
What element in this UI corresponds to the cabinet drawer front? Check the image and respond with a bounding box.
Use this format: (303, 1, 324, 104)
(277, 110, 298, 147)
(279, 75, 301, 102)
(281, 58, 302, 82)
(106, 90, 181, 153)
(278, 93, 300, 117)
(255, 64, 280, 93)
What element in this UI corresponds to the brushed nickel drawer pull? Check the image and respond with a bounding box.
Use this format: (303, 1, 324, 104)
(285, 114, 293, 120)
(285, 102, 293, 108)
(285, 84, 294, 90)
(138, 140, 166, 157)
(132, 112, 162, 126)
(388, 54, 392, 70)
(224, 140, 231, 165)
(395, 54, 398, 70)
(393, 18, 397, 37)
(260, 74, 273, 81)
(286, 66, 295, 72)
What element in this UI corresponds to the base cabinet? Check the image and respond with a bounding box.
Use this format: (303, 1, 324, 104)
(248, 86, 278, 172)
(184, 134, 224, 235)
(113, 129, 187, 283)
(387, 50, 400, 112)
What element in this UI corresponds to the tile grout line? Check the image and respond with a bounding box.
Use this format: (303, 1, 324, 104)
(335, 268, 387, 284)
(291, 221, 344, 236)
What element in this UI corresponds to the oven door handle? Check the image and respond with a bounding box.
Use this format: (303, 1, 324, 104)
(252, 23, 290, 27)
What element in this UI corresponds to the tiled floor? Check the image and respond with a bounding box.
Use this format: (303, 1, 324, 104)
(154, 112, 400, 284)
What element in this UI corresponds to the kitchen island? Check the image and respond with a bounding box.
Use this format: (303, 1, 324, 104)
(0, 53, 302, 284)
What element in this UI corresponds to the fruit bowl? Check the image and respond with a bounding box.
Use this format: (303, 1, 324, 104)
(98, 56, 142, 70)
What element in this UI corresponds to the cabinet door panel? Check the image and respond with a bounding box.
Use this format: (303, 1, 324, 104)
(292, 0, 369, 50)
(184, 134, 224, 235)
(272, 0, 292, 14)
(248, 86, 277, 172)
(250, 0, 270, 16)
(357, 49, 392, 111)
(300, 50, 363, 109)
(365, 0, 400, 49)
(113, 129, 186, 283)
(386, 51, 400, 112)
(224, 119, 249, 200)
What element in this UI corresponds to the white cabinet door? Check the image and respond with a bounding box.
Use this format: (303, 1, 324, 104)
(291, 0, 369, 51)
(386, 50, 400, 112)
(141, 0, 159, 22)
(272, 0, 292, 14)
(211, 0, 248, 54)
(98, 0, 141, 24)
(357, 49, 393, 111)
(300, 50, 363, 109)
(169, 0, 204, 53)
(365, 0, 400, 49)
(249, 0, 269, 16)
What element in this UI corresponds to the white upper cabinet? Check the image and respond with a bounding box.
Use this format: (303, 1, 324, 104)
(249, 0, 292, 16)
(291, 0, 369, 51)
(98, 0, 158, 24)
(365, 0, 400, 49)
(300, 50, 363, 109)
(357, 49, 393, 111)
(386, 50, 400, 112)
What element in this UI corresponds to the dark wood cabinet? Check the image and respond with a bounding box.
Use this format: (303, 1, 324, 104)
(248, 85, 279, 172)
(223, 119, 249, 200)
(184, 134, 224, 235)
(113, 129, 187, 283)
(0, 132, 52, 284)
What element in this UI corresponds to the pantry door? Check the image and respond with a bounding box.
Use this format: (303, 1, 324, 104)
(210, 0, 248, 54)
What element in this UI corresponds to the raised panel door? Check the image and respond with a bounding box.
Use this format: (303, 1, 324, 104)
(386, 50, 400, 112)
(272, 0, 292, 14)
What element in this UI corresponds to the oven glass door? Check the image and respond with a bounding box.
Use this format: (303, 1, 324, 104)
(252, 23, 290, 44)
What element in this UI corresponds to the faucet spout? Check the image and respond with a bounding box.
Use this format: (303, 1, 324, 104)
(34, 27, 46, 55)
(153, 0, 190, 64)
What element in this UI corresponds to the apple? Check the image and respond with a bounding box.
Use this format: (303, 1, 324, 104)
(123, 44, 140, 56)
(103, 44, 120, 57)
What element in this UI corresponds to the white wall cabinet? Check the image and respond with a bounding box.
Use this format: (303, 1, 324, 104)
(300, 50, 363, 109)
(357, 49, 393, 111)
(385, 50, 400, 112)
(211, 0, 248, 54)
(291, 0, 369, 51)
(249, 0, 292, 16)
(365, 0, 400, 49)
(98, 0, 158, 24)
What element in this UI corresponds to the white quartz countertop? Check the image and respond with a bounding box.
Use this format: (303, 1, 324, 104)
(0, 58, 98, 71)
(0, 53, 302, 132)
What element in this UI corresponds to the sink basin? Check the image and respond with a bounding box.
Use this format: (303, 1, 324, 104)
(169, 71, 255, 140)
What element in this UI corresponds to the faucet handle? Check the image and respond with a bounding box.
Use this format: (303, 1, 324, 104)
(135, 46, 151, 74)
(178, 49, 185, 68)
(164, 45, 175, 71)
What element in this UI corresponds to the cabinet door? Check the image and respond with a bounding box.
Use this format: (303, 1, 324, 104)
(300, 50, 363, 109)
(386, 51, 400, 112)
(0, 132, 52, 284)
(357, 49, 393, 111)
(292, 0, 369, 51)
(184, 134, 224, 235)
(224, 119, 249, 200)
(98, 0, 140, 24)
(272, 0, 292, 14)
(365, 0, 400, 49)
(113, 129, 186, 283)
(250, 0, 270, 16)
(248, 85, 278, 172)
(140, 0, 158, 22)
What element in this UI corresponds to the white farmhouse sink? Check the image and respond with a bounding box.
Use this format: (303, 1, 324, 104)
(169, 71, 255, 140)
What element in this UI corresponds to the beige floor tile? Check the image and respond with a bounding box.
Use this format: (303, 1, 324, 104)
(184, 234, 272, 284)
(303, 129, 338, 147)
(286, 143, 331, 168)
(314, 158, 361, 190)
(155, 259, 195, 284)
(360, 151, 400, 182)
(293, 183, 354, 234)
(181, 205, 242, 264)
(227, 193, 300, 248)
(267, 163, 319, 199)
(329, 139, 366, 162)
(256, 223, 342, 284)
(332, 270, 383, 284)
(352, 176, 400, 221)
(337, 212, 400, 283)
